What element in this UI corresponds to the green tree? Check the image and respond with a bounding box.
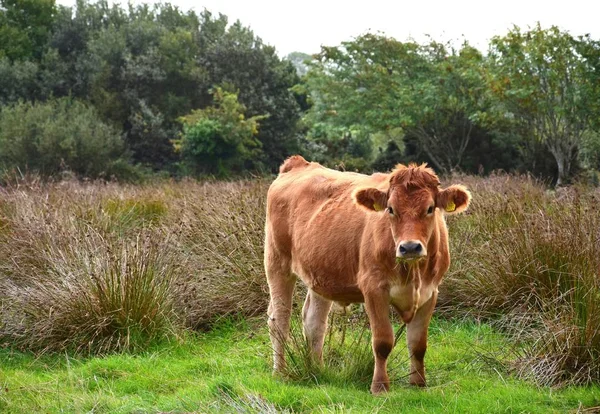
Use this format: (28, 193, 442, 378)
(305, 34, 492, 173)
(198, 13, 302, 170)
(0, 1, 304, 175)
(488, 24, 600, 185)
(0, 0, 56, 60)
(0, 58, 40, 104)
(177, 88, 266, 176)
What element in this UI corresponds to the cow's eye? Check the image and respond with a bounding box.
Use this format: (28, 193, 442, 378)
(387, 206, 394, 215)
(427, 206, 434, 215)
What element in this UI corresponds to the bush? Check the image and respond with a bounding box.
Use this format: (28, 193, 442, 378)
(178, 88, 266, 176)
(0, 98, 133, 180)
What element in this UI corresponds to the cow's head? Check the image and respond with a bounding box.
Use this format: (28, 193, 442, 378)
(353, 164, 471, 262)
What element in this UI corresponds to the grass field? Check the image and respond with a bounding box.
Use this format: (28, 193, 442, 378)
(1, 174, 599, 412)
(1, 317, 599, 413)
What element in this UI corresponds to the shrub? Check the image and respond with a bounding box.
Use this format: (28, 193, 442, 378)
(0, 98, 132, 180)
(178, 88, 266, 176)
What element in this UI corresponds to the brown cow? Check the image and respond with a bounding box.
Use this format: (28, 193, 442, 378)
(264, 155, 471, 394)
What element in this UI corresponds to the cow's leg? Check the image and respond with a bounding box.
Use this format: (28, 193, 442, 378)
(406, 290, 438, 387)
(265, 241, 295, 373)
(364, 292, 394, 394)
(302, 289, 332, 364)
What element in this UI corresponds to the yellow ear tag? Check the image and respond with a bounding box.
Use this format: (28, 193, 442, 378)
(373, 202, 384, 212)
(446, 201, 456, 212)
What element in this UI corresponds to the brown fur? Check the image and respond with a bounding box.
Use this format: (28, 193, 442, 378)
(264, 155, 471, 393)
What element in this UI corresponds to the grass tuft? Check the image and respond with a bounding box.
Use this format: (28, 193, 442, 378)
(0, 229, 182, 353)
(279, 305, 409, 389)
(442, 174, 600, 385)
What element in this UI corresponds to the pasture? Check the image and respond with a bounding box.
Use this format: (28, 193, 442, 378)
(1, 175, 599, 412)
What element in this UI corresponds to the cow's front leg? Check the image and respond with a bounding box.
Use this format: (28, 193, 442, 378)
(406, 290, 437, 387)
(364, 291, 394, 394)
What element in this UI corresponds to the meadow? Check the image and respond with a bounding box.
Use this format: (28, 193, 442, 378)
(1, 174, 600, 412)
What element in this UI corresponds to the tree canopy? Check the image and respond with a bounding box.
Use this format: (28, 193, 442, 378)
(0, 0, 599, 184)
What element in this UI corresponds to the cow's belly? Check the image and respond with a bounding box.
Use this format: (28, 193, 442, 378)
(292, 261, 364, 303)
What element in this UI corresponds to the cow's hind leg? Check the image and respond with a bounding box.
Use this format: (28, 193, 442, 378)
(406, 291, 437, 387)
(302, 289, 332, 364)
(265, 240, 295, 373)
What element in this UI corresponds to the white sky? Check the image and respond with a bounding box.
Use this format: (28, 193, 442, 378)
(57, 0, 600, 57)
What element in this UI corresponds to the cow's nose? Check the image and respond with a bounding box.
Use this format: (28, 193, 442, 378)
(398, 241, 426, 258)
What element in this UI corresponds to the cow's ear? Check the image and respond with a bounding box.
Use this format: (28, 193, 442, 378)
(352, 187, 388, 212)
(436, 185, 471, 215)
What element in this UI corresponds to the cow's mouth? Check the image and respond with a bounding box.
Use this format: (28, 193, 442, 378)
(395, 256, 426, 264)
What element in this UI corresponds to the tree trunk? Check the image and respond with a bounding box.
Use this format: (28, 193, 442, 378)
(552, 148, 572, 187)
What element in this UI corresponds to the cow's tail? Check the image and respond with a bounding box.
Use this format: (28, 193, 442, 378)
(279, 155, 309, 174)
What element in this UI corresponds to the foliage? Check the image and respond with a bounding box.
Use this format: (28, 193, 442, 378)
(198, 15, 303, 170)
(1, 0, 599, 180)
(580, 131, 600, 175)
(0, 1, 302, 175)
(0, 97, 132, 179)
(0, 58, 40, 104)
(487, 24, 600, 185)
(304, 35, 509, 174)
(0, 0, 56, 60)
(178, 88, 266, 176)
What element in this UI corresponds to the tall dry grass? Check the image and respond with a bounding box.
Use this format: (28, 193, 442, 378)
(0, 178, 271, 353)
(441, 174, 600, 385)
(167, 179, 270, 328)
(0, 173, 598, 386)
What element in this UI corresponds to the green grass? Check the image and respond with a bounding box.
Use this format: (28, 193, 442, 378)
(1, 318, 598, 413)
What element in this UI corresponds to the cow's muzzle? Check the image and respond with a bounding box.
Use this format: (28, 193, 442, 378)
(397, 240, 427, 261)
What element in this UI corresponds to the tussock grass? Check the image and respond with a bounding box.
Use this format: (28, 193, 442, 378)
(0, 182, 182, 353)
(0, 178, 271, 353)
(0, 173, 599, 387)
(442, 174, 600, 385)
(170, 179, 270, 329)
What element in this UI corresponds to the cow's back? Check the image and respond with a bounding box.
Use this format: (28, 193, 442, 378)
(265, 158, 387, 302)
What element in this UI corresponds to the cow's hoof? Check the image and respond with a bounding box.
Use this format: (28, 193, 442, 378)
(409, 379, 426, 387)
(370, 381, 390, 394)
